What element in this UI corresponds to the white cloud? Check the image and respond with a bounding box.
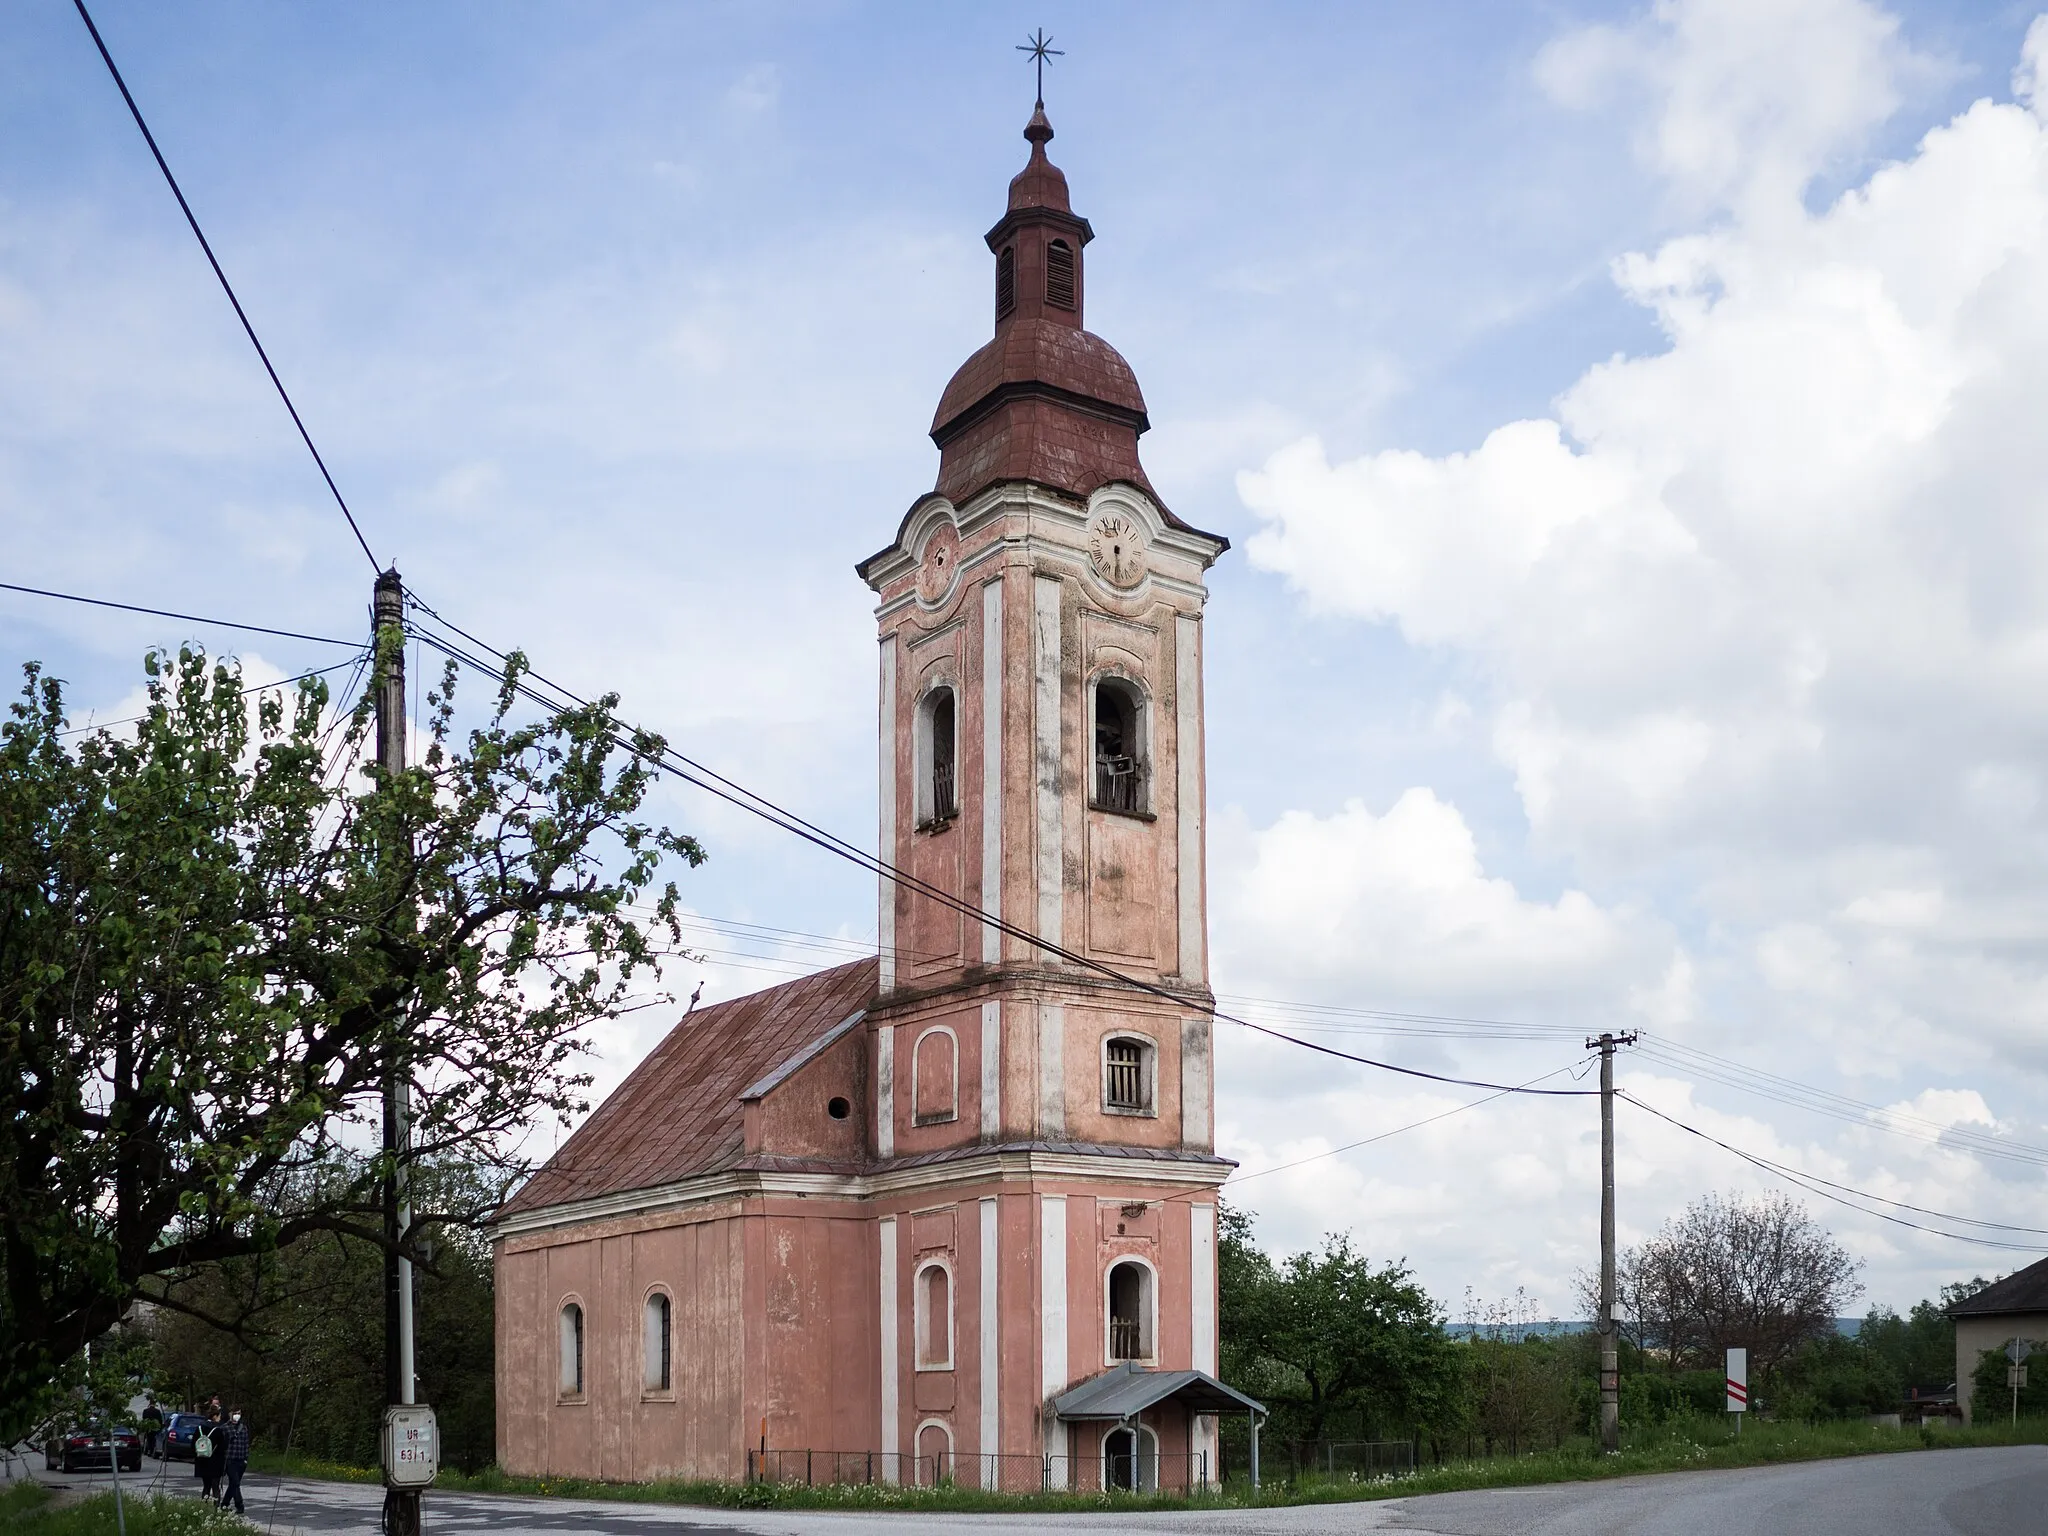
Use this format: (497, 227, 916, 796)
(1232, 1, 2048, 1295)
(1533, 0, 1925, 219)
(1213, 788, 1663, 1009)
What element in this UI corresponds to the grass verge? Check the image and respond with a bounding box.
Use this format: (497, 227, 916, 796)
(0, 1488, 250, 1536)
(247, 1416, 2048, 1513)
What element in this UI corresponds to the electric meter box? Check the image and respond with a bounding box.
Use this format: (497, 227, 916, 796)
(381, 1405, 439, 1489)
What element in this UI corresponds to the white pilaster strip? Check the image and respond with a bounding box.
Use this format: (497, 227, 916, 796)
(1189, 1201, 1218, 1482)
(1174, 614, 1203, 983)
(879, 635, 899, 993)
(981, 578, 1004, 965)
(979, 1197, 999, 1467)
(980, 1001, 1001, 1141)
(1033, 574, 1063, 954)
(875, 1026, 895, 1160)
(1179, 1015, 1212, 1149)
(880, 1215, 900, 1476)
(1040, 1195, 1068, 1402)
(1037, 1004, 1065, 1138)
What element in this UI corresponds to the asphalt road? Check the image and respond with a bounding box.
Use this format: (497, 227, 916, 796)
(13, 1445, 2046, 1535)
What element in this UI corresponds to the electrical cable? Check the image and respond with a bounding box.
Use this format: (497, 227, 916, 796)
(403, 614, 1600, 1101)
(69, 0, 380, 573)
(0, 580, 358, 648)
(1195, 1062, 1589, 1199)
(1619, 1092, 2048, 1252)
(55, 654, 369, 739)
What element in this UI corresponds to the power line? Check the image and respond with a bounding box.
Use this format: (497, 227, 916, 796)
(1619, 1092, 2048, 1252)
(1632, 1035, 2048, 1169)
(70, 0, 380, 573)
(1211, 1064, 1588, 1195)
(56, 653, 369, 739)
(400, 608, 1601, 1101)
(0, 579, 358, 649)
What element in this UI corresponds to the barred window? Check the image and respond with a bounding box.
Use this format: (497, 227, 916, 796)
(1105, 1039, 1144, 1111)
(918, 686, 958, 829)
(1107, 1260, 1152, 1362)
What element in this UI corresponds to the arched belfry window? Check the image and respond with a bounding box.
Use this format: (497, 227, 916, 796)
(1092, 679, 1146, 814)
(1106, 1260, 1154, 1363)
(996, 246, 1016, 321)
(917, 687, 958, 829)
(1046, 239, 1077, 310)
(1102, 1033, 1155, 1115)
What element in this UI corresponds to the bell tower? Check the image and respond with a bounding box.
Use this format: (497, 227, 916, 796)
(856, 102, 1234, 1475)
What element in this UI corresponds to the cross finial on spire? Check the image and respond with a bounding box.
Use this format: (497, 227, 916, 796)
(1017, 28, 1063, 107)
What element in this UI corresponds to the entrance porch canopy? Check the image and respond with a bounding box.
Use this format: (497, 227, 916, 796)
(1051, 1361, 1264, 1421)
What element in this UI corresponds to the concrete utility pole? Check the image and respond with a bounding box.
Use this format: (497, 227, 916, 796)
(374, 568, 422, 1536)
(1587, 1030, 1638, 1455)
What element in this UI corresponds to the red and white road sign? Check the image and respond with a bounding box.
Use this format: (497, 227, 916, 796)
(1726, 1347, 1749, 1412)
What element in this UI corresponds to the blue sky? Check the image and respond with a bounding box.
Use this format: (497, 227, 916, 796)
(7, 0, 2048, 1316)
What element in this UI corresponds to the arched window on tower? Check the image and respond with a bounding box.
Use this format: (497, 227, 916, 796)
(915, 1261, 954, 1369)
(996, 245, 1016, 321)
(1046, 239, 1077, 310)
(1106, 1259, 1154, 1363)
(1092, 679, 1145, 814)
(913, 1026, 957, 1124)
(917, 686, 958, 828)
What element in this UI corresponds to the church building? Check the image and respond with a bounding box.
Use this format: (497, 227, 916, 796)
(492, 101, 1257, 1490)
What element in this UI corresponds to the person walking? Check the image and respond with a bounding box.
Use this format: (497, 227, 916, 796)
(217, 1409, 250, 1514)
(193, 1409, 223, 1503)
(140, 1401, 162, 1459)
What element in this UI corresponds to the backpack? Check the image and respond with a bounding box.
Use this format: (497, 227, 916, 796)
(194, 1430, 213, 1459)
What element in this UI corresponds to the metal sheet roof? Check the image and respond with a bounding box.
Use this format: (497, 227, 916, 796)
(1950, 1255, 2048, 1318)
(1051, 1363, 1264, 1421)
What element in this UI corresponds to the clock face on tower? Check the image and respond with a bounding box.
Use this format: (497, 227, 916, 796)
(1087, 511, 1147, 588)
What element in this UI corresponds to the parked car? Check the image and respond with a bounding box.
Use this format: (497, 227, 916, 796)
(161, 1413, 209, 1462)
(43, 1425, 142, 1473)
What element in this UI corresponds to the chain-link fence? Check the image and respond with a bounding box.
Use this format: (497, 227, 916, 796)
(1279, 1439, 1416, 1483)
(747, 1447, 1212, 1493)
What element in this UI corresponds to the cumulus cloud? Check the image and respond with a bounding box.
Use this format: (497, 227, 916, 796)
(1213, 788, 1668, 1010)
(1232, 0, 2048, 1290)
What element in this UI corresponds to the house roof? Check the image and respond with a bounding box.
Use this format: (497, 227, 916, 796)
(1051, 1363, 1264, 1421)
(1950, 1256, 2048, 1318)
(498, 957, 878, 1219)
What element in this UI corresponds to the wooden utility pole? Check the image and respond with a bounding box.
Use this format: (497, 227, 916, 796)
(374, 567, 422, 1536)
(1587, 1030, 1637, 1454)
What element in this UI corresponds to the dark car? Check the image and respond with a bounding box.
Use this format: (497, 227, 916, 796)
(43, 1425, 142, 1473)
(161, 1413, 208, 1462)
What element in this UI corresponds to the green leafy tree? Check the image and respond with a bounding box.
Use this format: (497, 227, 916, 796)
(1218, 1205, 1457, 1444)
(1970, 1340, 2048, 1421)
(0, 645, 702, 1437)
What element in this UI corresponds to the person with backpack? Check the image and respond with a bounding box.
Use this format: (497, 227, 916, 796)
(193, 1409, 223, 1502)
(217, 1408, 250, 1513)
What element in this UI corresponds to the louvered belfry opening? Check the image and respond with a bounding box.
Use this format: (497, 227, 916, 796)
(929, 689, 957, 822)
(1046, 238, 1077, 310)
(996, 245, 1016, 320)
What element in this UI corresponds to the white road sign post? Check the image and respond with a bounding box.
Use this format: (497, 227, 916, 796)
(1726, 1347, 1749, 1434)
(2007, 1338, 2031, 1425)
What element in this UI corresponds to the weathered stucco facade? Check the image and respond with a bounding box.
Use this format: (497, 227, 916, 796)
(493, 104, 1246, 1488)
